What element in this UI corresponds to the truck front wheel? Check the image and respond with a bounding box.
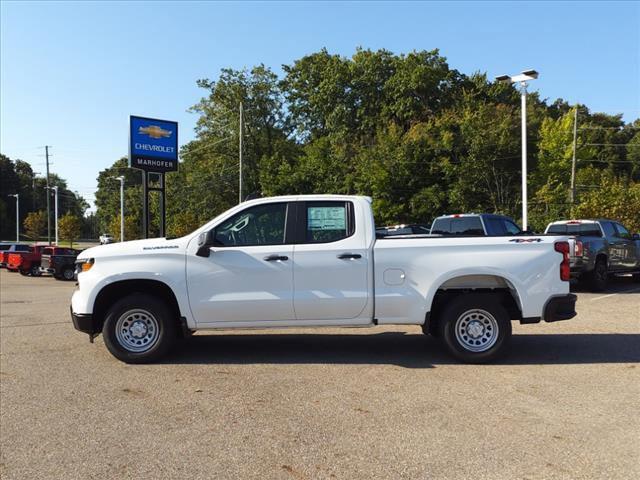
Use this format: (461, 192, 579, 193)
(438, 294, 511, 363)
(102, 294, 177, 364)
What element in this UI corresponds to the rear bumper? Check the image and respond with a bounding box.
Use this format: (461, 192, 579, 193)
(570, 257, 593, 276)
(70, 307, 101, 336)
(543, 294, 577, 322)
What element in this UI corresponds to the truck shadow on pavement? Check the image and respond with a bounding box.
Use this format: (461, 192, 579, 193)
(165, 332, 640, 368)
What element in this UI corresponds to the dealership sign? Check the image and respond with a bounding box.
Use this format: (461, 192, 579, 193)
(129, 116, 178, 172)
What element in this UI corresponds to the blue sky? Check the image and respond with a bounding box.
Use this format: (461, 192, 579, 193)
(2, 1, 639, 210)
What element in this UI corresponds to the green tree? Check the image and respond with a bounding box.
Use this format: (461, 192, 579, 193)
(573, 175, 640, 233)
(23, 211, 46, 241)
(58, 213, 82, 248)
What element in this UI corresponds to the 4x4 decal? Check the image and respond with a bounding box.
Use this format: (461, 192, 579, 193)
(509, 238, 542, 243)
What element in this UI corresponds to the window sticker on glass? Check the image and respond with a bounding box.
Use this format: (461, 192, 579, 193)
(308, 207, 346, 231)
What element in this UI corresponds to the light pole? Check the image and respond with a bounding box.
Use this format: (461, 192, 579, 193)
(112, 176, 125, 242)
(9, 194, 19, 242)
(495, 69, 539, 231)
(52, 186, 59, 245)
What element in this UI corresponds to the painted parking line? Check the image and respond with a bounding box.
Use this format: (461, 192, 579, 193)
(590, 287, 640, 301)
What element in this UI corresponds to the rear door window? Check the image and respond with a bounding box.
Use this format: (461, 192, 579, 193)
(485, 218, 507, 235)
(15, 245, 30, 252)
(304, 201, 353, 244)
(601, 222, 617, 238)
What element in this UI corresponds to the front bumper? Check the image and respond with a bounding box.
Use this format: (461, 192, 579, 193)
(40, 267, 55, 274)
(70, 307, 101, 336)
(543, 294, 577, 322)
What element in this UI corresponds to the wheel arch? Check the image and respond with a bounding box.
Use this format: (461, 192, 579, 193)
(423, 274, 523, 336)
(93, 279, 187, 337)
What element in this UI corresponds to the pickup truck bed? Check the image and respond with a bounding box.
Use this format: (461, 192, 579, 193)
(71, 195, 577, 364)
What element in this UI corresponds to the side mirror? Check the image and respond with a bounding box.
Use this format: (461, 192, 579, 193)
(632, 233, 640, 241)
(196, 230, 215, 257)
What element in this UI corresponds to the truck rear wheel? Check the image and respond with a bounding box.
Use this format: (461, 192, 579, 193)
(587, 259, 608, 292)
(102, 294, 177, 364)
(438, 294, 511, 363)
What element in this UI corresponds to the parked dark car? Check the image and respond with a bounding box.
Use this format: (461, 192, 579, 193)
(39, 247, 82, 281)
(430, 214, 523, 236)
(376, 223, 431, 237)
(545, 219, 640, 291)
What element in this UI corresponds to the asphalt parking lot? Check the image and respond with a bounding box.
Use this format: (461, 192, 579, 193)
(1, 270, 638, 480)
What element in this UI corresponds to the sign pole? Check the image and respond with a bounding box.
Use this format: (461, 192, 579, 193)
(160, 173, 166, 237)
(142, 171, 149, 239)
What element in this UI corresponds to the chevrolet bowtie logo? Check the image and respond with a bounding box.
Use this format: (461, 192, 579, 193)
(138, 125, 172, 139)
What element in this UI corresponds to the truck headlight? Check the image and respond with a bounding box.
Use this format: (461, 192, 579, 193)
(75, 258, 95, 273)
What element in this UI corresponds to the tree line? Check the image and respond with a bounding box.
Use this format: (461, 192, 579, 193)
(49, 48, 640, 239)
(0, 154, 90, 242)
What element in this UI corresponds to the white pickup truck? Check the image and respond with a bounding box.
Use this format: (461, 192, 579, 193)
(71, 195, 577, 364)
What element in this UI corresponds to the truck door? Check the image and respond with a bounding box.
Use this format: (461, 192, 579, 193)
(186, 202, 295, 324)
(601, 221, 623, 270)
(292, 201, 371, 321)
(613, 223, 637, 270)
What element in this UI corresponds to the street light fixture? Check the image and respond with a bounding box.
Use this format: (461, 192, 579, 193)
(495, 69, 539, 230)
(8, 194, 19, 242)
(112, 176, 125, 242)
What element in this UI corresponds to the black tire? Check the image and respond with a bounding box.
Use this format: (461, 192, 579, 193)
(61, 267, 75, 281)
(587, 259, 608, 292)
(438, 294, 512, 363)
(102, 294, 177, 364)
(19, 268, 30, 276)
(30, 265, 41, 276)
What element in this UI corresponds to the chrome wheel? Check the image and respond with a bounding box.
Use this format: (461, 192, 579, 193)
(454, 309, 499, 353)
(115, 309, 160, 353)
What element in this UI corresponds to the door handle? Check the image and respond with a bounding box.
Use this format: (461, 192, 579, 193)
(263, 254, 289, 262)
(337, 253, 362, 260)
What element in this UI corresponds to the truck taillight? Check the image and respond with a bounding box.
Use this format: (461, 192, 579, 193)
(574, 240, 583, 257)
(555, 241, 570, 281)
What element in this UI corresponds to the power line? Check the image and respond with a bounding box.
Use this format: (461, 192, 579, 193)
(584, 143, 640, 147)
(579, 126, 640, 130)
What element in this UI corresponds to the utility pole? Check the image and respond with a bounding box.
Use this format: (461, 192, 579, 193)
(31, 172, 41, 210)
(9, 194, 19, 242)
(239, 102, 244, 204)
(44, 146, 52, 245)
(113, 176, 125, 241)
(52, 186, 59, 245)
(570, 107, 578, 204)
